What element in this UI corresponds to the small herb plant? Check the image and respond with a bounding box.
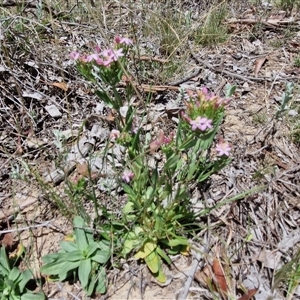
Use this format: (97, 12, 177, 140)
(0, 247, 45, 300)
(67, 36, 236, 283)
(118, 85, 235, 282)
(41, 216, 110, 296)
(45, 36, 237, 288)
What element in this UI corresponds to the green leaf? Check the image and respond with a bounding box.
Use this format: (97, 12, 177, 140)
(41, 258, 80, 277)
(86, 242, 99, 258)
(179, 137, 197, 151)
(19, 270, 32, 293)
(41, 253, 61, 264)
(145, 250, 160, 274)
(164, 154, 180, 171)
(41, 260, 66, 275)
(161, 237, 189, 247)
(21, 291, 45, 300)
(154, 215, 163, 232)
(92, 250, 110, 264)
(224, 84, 236, 98)
(122, 239, 134, 257)
(155, 267, 167, 283)
(73, 217, 89, 252)
(122, 201, 135, 214)
(60, 241, 78, 253)
(156, 247, 171, 265)
(98, 240, 111, 251)
(187, 163, 197, 181)
(151, 168, 158, 185)
(96, 267, 107, 294)
(145, 186, 154, 200)
(167, 246, 181, 255)
(0, 247, 10, 272)
(95, 90, 114, 108)
(85, 272, 97, 296)
(135, 241, 157, 259)
(78, 259, 92, 288)
(67, 251, 83, 262)
(8, 267, 21, 282)
(58, 269, 75, 282)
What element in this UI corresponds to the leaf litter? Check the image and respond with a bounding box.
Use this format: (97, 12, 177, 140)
(0, 0, 300, 299)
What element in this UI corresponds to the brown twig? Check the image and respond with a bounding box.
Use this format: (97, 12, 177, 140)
(227, 18, 297, 29)
(188, 42, 272, 84)
(168, 68, 202, 86)
(137, 55, 169, 64)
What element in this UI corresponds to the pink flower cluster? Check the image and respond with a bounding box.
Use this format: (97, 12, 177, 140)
(190, 116, 213, 131)
(69, 36, 132, 67)
(181, 112, 213, 132)
(186, 87, 231, 108)
(114, 36, 132, 45)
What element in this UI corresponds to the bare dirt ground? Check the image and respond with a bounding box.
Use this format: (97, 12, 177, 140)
(1, 0, 300, 299)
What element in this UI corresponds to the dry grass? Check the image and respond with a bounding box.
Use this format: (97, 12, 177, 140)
(1, 0, 300, 299)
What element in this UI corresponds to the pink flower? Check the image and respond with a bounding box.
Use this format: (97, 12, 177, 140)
(115, 36, 132, 45)
(216, 97, 231, 107)
(149, 130, 173, 154)
(96, 57, 113, 67)
(95, 57, 105, 66)
(79, 55, 88, 63)
(216, 140, 231, 156)
(190, 117, 213, 131)
(109, 129, 120, 141)
(101, 48, 123, 63)
(180, 111, 192, 123)
(122, 171, 134, 183)
(86, 53, 99, 62)
(101, 49, 113, 58)
(111, 48, 124, 61)
(94, 45, 101, 53)
(201, 87, 208, 95)
(70, 51, 80, 60)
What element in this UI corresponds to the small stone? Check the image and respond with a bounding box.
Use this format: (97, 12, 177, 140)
(288, 109, 298, 116)
(45, 105, 62, 118)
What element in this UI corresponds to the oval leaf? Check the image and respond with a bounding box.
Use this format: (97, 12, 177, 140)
(135, 241, 157, 259)
(145, 250, 160, 274)
(79, 259, 92, 288)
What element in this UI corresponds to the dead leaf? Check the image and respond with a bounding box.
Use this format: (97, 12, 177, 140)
(103, 113, 115, 123)
(254, 56, 267, 76)
(194, 265, 211, 286)
(26, 136, 46, 149)
(76, 162, 89, 177)
(238, 288, 258, 300)
(2, 233, 13, 248)
(51, 82, 68, 91)
(75, 163, 99, 182)
(257, 249, 281, 269)
(40, 79, 68, 91)
(213, 258, 229, 297)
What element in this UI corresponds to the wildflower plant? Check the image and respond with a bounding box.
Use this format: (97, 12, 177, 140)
(115, 85, 236, 282)
(41, 217, 110, 296)
(43, 35, 237, 290)
(0, 247, 45, 300)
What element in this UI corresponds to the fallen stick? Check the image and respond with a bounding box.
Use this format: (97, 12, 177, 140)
(188, 42, 271, 83)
